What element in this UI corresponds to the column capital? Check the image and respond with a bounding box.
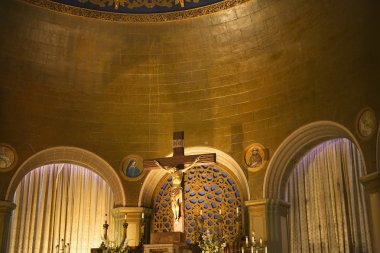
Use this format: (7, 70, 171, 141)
(245, 199, 290, 209)
(360, 172, 380, 193)
(0, 201, 16, 214)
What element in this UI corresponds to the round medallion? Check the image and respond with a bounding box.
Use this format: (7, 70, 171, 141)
(0, 144, 17, 172)
(357, 108, 377, 140)
(120, 154, 144, 181)
(244, 143, 268, 172)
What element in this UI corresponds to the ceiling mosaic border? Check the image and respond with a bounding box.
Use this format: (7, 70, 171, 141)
(22, 0, 250, 22)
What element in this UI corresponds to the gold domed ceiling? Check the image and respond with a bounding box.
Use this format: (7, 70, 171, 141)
(23, 0, 249, 21)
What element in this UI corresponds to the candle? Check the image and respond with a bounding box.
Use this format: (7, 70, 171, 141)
(241, 247, 244, 253)
(250, 246, 253, 253)
(252, 231, 255, 243)
(142, 213, 144, 219)
(219, 209, 222, 215)
(124, 214, 127, 220)
(255, 250, 258, 253)
(236, 207, 239, 215)
(260, 238, 263, 247)
(200, 210, 203, 215)
(245, 236, 249, 246)
(265, 246, 267, 253)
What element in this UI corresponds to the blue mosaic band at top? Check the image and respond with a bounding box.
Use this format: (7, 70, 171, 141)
(51, 0, 226, 14)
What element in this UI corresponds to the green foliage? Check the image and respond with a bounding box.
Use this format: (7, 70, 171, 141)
(198, 230, 226, 253)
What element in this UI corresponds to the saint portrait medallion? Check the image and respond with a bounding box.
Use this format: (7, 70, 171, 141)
(357, 108, 377, 140)
(244, 143, 268, 172)
(120, 154, 144, 181)
(0, 144, 17, 172)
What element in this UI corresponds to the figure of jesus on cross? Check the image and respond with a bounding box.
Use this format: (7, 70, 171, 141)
(144, 131, 216, 232)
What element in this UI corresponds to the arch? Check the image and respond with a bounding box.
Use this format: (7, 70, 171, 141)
(138, 146, 250, 207)
(5, 146, 126, 206)
(263, 121, 366, 200)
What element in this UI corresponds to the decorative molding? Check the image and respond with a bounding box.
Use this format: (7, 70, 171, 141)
(21, 0, 251, 22)
(138, 146, 250, 207)
(5, 146, 126, 206)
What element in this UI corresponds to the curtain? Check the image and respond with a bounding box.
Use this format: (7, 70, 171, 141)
(286, 138, 371, 253)
(8, 164, 114, 253)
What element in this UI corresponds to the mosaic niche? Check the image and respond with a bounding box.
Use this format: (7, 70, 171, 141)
(153, 164, 242, 244)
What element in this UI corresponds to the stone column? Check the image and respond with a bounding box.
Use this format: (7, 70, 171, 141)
(360, 172, 380, 253)
(0, 200, 16, 253)
(112, 207, 151, 247)
(246, 199, 290, 253)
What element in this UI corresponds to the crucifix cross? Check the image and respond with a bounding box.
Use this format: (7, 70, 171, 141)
(143, 131, 216, 170)
(143, 131, 216, 231)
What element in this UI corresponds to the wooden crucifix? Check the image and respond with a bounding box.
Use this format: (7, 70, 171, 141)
(143, 131, 216, 232)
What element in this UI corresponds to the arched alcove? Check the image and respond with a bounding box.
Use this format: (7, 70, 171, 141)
(5, 146, 126, 206)
(138, 146, 249, 207)
(263, 121, 366, 201)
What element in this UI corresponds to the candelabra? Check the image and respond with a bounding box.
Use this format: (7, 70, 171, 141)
(99, 213, 130, 252)
(100, 214, 110, 249)
(139, 213, 145, 246)
(233, 207, 242, 252)
(121, 215, 129, 246)
(55, 238, 70, 253)
(240, 232, 267, 253)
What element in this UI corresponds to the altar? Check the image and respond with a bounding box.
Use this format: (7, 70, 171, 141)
(143, 232, 192, 253)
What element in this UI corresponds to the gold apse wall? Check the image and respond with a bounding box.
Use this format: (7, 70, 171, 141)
(0, 0, 379, 205)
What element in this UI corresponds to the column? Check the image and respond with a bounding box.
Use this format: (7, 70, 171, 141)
(112, 207, 151, 247)
(246, 199, 290, 253)
(360, 172, 380, 253)
(0, 200, 16, 253)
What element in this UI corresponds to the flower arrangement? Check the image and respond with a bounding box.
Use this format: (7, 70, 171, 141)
(101, 239, 130, 253)
(198, 229, 226, 253)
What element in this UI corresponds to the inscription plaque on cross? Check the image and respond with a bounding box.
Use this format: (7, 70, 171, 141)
(143, 131, 216, 232)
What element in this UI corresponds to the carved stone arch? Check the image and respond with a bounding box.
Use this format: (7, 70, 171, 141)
(263, 121, 366, 201)
(6, 146, 126, 206)
(138, 146, 250, 207)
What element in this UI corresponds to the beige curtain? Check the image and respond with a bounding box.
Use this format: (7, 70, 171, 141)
(286, 138, 371, 253)
(8, 164, 114, 253)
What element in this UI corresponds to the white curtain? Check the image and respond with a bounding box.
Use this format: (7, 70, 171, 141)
(286, 138, 372, 253)
(9, 164, 114, 253)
